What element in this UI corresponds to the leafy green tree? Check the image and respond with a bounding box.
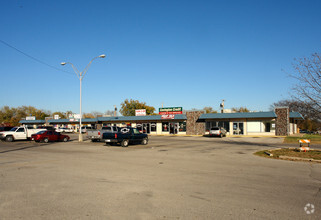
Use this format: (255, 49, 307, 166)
(0, 106, 15, 126)
(0, 106, 50, 126)
(52, 112, 67, 119)
(83, 113, 95, 118)
(119, 99, 155, 116)
(231, 107, 250, 112)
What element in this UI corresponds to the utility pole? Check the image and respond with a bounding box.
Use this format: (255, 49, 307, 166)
(114, 105, 117, 117)
(220, 100, 225, 113)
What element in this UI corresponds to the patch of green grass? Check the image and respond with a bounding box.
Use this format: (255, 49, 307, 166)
(255, 148, 321, 160)
(284, 134, 321, 143)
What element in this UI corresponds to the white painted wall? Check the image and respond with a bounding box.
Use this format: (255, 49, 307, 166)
(247, 121, 261, 132)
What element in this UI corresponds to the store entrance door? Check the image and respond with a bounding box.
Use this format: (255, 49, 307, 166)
(233, 122, 244, 135)
(169, 122, 179, 134)
(142, 123, 150, 134)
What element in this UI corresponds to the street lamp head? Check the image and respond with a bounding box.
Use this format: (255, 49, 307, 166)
(60, 62, 66, 65)
(99, 54, 106, 58)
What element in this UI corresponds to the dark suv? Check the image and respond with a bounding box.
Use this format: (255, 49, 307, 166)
(0, 126, 13, 132)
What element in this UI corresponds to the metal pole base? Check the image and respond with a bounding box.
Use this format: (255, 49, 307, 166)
(79, 133, 83, 142)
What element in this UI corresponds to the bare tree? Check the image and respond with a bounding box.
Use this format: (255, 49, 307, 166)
(270, 99, 318, 120)
(104, 110, 114, 116)
(271, 99, 321, 130)
(91, 111, 103, 117)
(290, 52, 321, 114)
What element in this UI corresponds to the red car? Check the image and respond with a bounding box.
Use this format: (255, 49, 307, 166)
(31, 130, 70, 143)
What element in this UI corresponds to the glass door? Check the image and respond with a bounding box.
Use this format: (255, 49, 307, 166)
(169, 122, 178, 134)
(233, 122, 244, 135)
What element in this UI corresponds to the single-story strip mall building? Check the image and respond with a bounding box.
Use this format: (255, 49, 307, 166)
(19, 107, 303, 136)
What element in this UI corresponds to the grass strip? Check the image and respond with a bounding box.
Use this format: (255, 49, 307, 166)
(255, 148, 321, 161)
(283, 134, 321, 144)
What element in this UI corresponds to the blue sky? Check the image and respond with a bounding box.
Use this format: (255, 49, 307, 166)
(1, 0, 320, 115)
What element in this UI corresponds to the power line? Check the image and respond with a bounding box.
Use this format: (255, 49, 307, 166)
(0, 39, 75, 76)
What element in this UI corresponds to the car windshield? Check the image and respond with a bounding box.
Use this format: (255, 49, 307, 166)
(36, 131, 46, 134)
(10, 127, 17, 131)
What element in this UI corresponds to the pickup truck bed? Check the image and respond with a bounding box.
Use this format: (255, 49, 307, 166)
(87, 126, 119, 142)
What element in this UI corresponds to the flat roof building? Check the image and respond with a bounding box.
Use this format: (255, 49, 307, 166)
(19, 107, 303, 136)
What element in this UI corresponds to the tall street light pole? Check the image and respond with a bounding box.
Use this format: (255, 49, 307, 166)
(61, 54, 106, 142)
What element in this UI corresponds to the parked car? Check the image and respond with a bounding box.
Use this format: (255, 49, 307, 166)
(0, 126, 46, 142)
(314, 130, 321, 135)
(103, 127, 148, 147)
(209, 127, 227, 137)
(37, 126, 55, 131)
(31, 130, 70, 143)
(0, 126, 13, 132)
(87, 126, 119, 142)
(56, 127, 74, 133)
(80, 126, 94, 133)
(299, 129, 313, 134)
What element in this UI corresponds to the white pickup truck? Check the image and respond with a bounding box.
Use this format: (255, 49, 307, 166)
(86, 126, 119, 142)
(0, 126, 46, 142)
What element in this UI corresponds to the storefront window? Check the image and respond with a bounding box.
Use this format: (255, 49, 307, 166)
(218, 121, 230, 132)
(208, 121, 230, 132)
(179, 122, 186, 132)
(136, 123, 142, 132)
(151, 122, 157, 132)
(206, 122, 211, 131)
(162, 122, 169, 132)
(120, 122, 131, 127)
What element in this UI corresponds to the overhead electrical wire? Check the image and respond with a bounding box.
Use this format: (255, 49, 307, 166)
(0, 39, 75, 76)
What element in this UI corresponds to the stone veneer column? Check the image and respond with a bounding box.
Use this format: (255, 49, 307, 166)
(275, 107, 289, 136)
(186, 111, 205, 135)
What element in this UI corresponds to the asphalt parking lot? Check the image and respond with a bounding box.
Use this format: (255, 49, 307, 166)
(0, 135, 320, 219)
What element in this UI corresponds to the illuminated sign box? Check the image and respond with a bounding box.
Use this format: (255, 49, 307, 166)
(135, 109, 146, 116)
(159, 107, 183, 115)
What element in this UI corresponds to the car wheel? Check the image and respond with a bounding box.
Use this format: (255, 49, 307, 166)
(141, 138, 148, 145)
(121, 139, 129, 147)
(43, 138, 49, 143)
(5, 136, 14, 142)
(220, 134, 223, 138)
(63, 137, 68, 142)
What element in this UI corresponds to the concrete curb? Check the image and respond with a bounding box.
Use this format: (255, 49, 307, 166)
(279, 156, 317, 162)
(264, 151, 273, 157)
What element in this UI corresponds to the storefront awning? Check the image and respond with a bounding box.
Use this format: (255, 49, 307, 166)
(97, 114, 187, 122)
(198, 112, 277, 122)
